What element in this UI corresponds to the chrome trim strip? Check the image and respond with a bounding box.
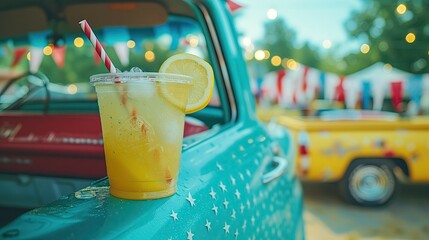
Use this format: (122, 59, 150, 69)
(198, 3, 238, 123)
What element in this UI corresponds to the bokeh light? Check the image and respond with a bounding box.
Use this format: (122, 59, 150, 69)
(26, 52, 31, 61)
(127, 40, 136, 48)
(145, 50, 155, 62)
(267, 9, 278, 20)
(405, 33, 416, 43)
(360, 44, 370, 54)
(67, 84, 78, 95)
(286, 59, 299, 70)
(254, 50, 265, 60)
(322, 40, 332, 49)
(396, 4, 407, 15)
(271, 56, 281, 66)
(43, 45, 53, 56)
(263, 50, 270, 59)
(189, 36, 199, 47)
(74, 37, 84, 48)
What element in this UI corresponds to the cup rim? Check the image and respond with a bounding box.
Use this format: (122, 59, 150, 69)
(90, 72, 193, 85)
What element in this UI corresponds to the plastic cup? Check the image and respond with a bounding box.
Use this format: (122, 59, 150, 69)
(90, 72, 192, 200)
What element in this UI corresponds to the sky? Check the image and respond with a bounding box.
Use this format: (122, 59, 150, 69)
(233, 0, 362, 50)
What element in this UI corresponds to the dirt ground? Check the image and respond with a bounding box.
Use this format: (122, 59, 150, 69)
(302, 182, 429, 240)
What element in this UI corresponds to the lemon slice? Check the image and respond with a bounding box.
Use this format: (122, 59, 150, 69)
(159, 53, 214, 114)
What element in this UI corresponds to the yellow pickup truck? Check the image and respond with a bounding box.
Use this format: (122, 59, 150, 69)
(262, 109, 429, 207)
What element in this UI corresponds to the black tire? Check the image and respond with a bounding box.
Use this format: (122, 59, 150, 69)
(339, 159, 396, 207)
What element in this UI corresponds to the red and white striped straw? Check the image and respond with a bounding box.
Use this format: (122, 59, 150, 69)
(79, 19, 116, 73)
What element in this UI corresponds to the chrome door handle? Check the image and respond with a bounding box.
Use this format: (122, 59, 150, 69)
(262, 156, 288, 184)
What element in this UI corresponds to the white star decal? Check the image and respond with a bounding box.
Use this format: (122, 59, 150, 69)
(231, 209, 236, 219)
(246, 200, 251, 208)
(246, 169, 251, 177)
(230, 175, 236, 185)
(251, 216, 255, 226)
(205, 219, 211, 231)
(219, 181, 227, 192)
(234, 189, 241, 199)
(242, 220, 247, 232)
(240, 203, 245, 213)
(245, 183, 250, 193)
(223, 198, 229, 209)
(223, 222, 230, 234)
(212, 204, 218, 215)
(234, 229, 239, 238)
(239, 173, 244, 180)
(170, 210, 178, 221)
(186, 192, 196, 207)
(187, 229, 194, 240)
(216, 162, 223, 171)
(209, 187, 216, 199)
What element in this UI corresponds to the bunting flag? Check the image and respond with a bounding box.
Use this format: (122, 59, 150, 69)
(334, 76, 345, 103)
(372, 80, 385, 111)
(52, 46, 66, 68)
(29, 31, 50, 73)
(344, 79, 360, 109)
(103, 27, 130, 66)
(319, 72, 326, 98)
(114, 43, 129, 66)
(390, 81, 403, 112)
(407, 75, 422, 109)
(227, 0, 243, 13)
(302, 66, 309, 92)
(169, 22, 181, 51)
(362, 81, 371, 109)
(11, 47, 27, 68)
(29, 47, 43, 73)
(276, 69, 286, 103)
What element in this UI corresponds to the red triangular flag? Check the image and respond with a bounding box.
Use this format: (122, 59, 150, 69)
(302, 66, 309, 91)
(390, 81, 403, 112)
(276, 69, 286, 102)
(227, 0, 243, 13)
(11, 47, 27, 68)
(52, 46, 66, 68)
(334, 76, 346, 103)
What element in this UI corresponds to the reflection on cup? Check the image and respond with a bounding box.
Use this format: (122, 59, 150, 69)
(91, 72, 191, 200)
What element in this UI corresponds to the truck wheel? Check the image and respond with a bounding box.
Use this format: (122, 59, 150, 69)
(339, 159, 396, 207)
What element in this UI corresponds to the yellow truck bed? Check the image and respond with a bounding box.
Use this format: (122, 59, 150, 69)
(266, 109, 429, 206)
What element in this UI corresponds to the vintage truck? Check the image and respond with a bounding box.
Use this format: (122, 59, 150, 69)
(265, 109, 429, 207)
(0, 0, 304, 238)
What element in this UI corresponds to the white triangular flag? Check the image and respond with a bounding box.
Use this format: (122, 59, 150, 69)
(344, 79, 361, 109)
(30, 47, 43, 73)
(114, 43, 129, 66)
(372, 80, 386, 111)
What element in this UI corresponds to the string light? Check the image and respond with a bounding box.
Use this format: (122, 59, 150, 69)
(360, 44, 370, 54)
(396, 4, 407, 14)
(254, 50, 265, 60)
(43, 45, 53, 56)
(127, 40, 136, 48)
(271, 56, 281, 66)
(67, 84, 78, 94)
(263, 50, 270, 59)
(267, 9, 278, 20)
(322, 40, 332, 49)
(145, 50, 155, 62)
(405, 33, 416, 43)
(74, 37, 84, 48)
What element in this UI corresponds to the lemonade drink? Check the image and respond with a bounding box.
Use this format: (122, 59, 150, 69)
(91, 72, 191, 200)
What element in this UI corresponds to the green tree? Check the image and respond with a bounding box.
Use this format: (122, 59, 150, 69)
(345, 0, 429, 73)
